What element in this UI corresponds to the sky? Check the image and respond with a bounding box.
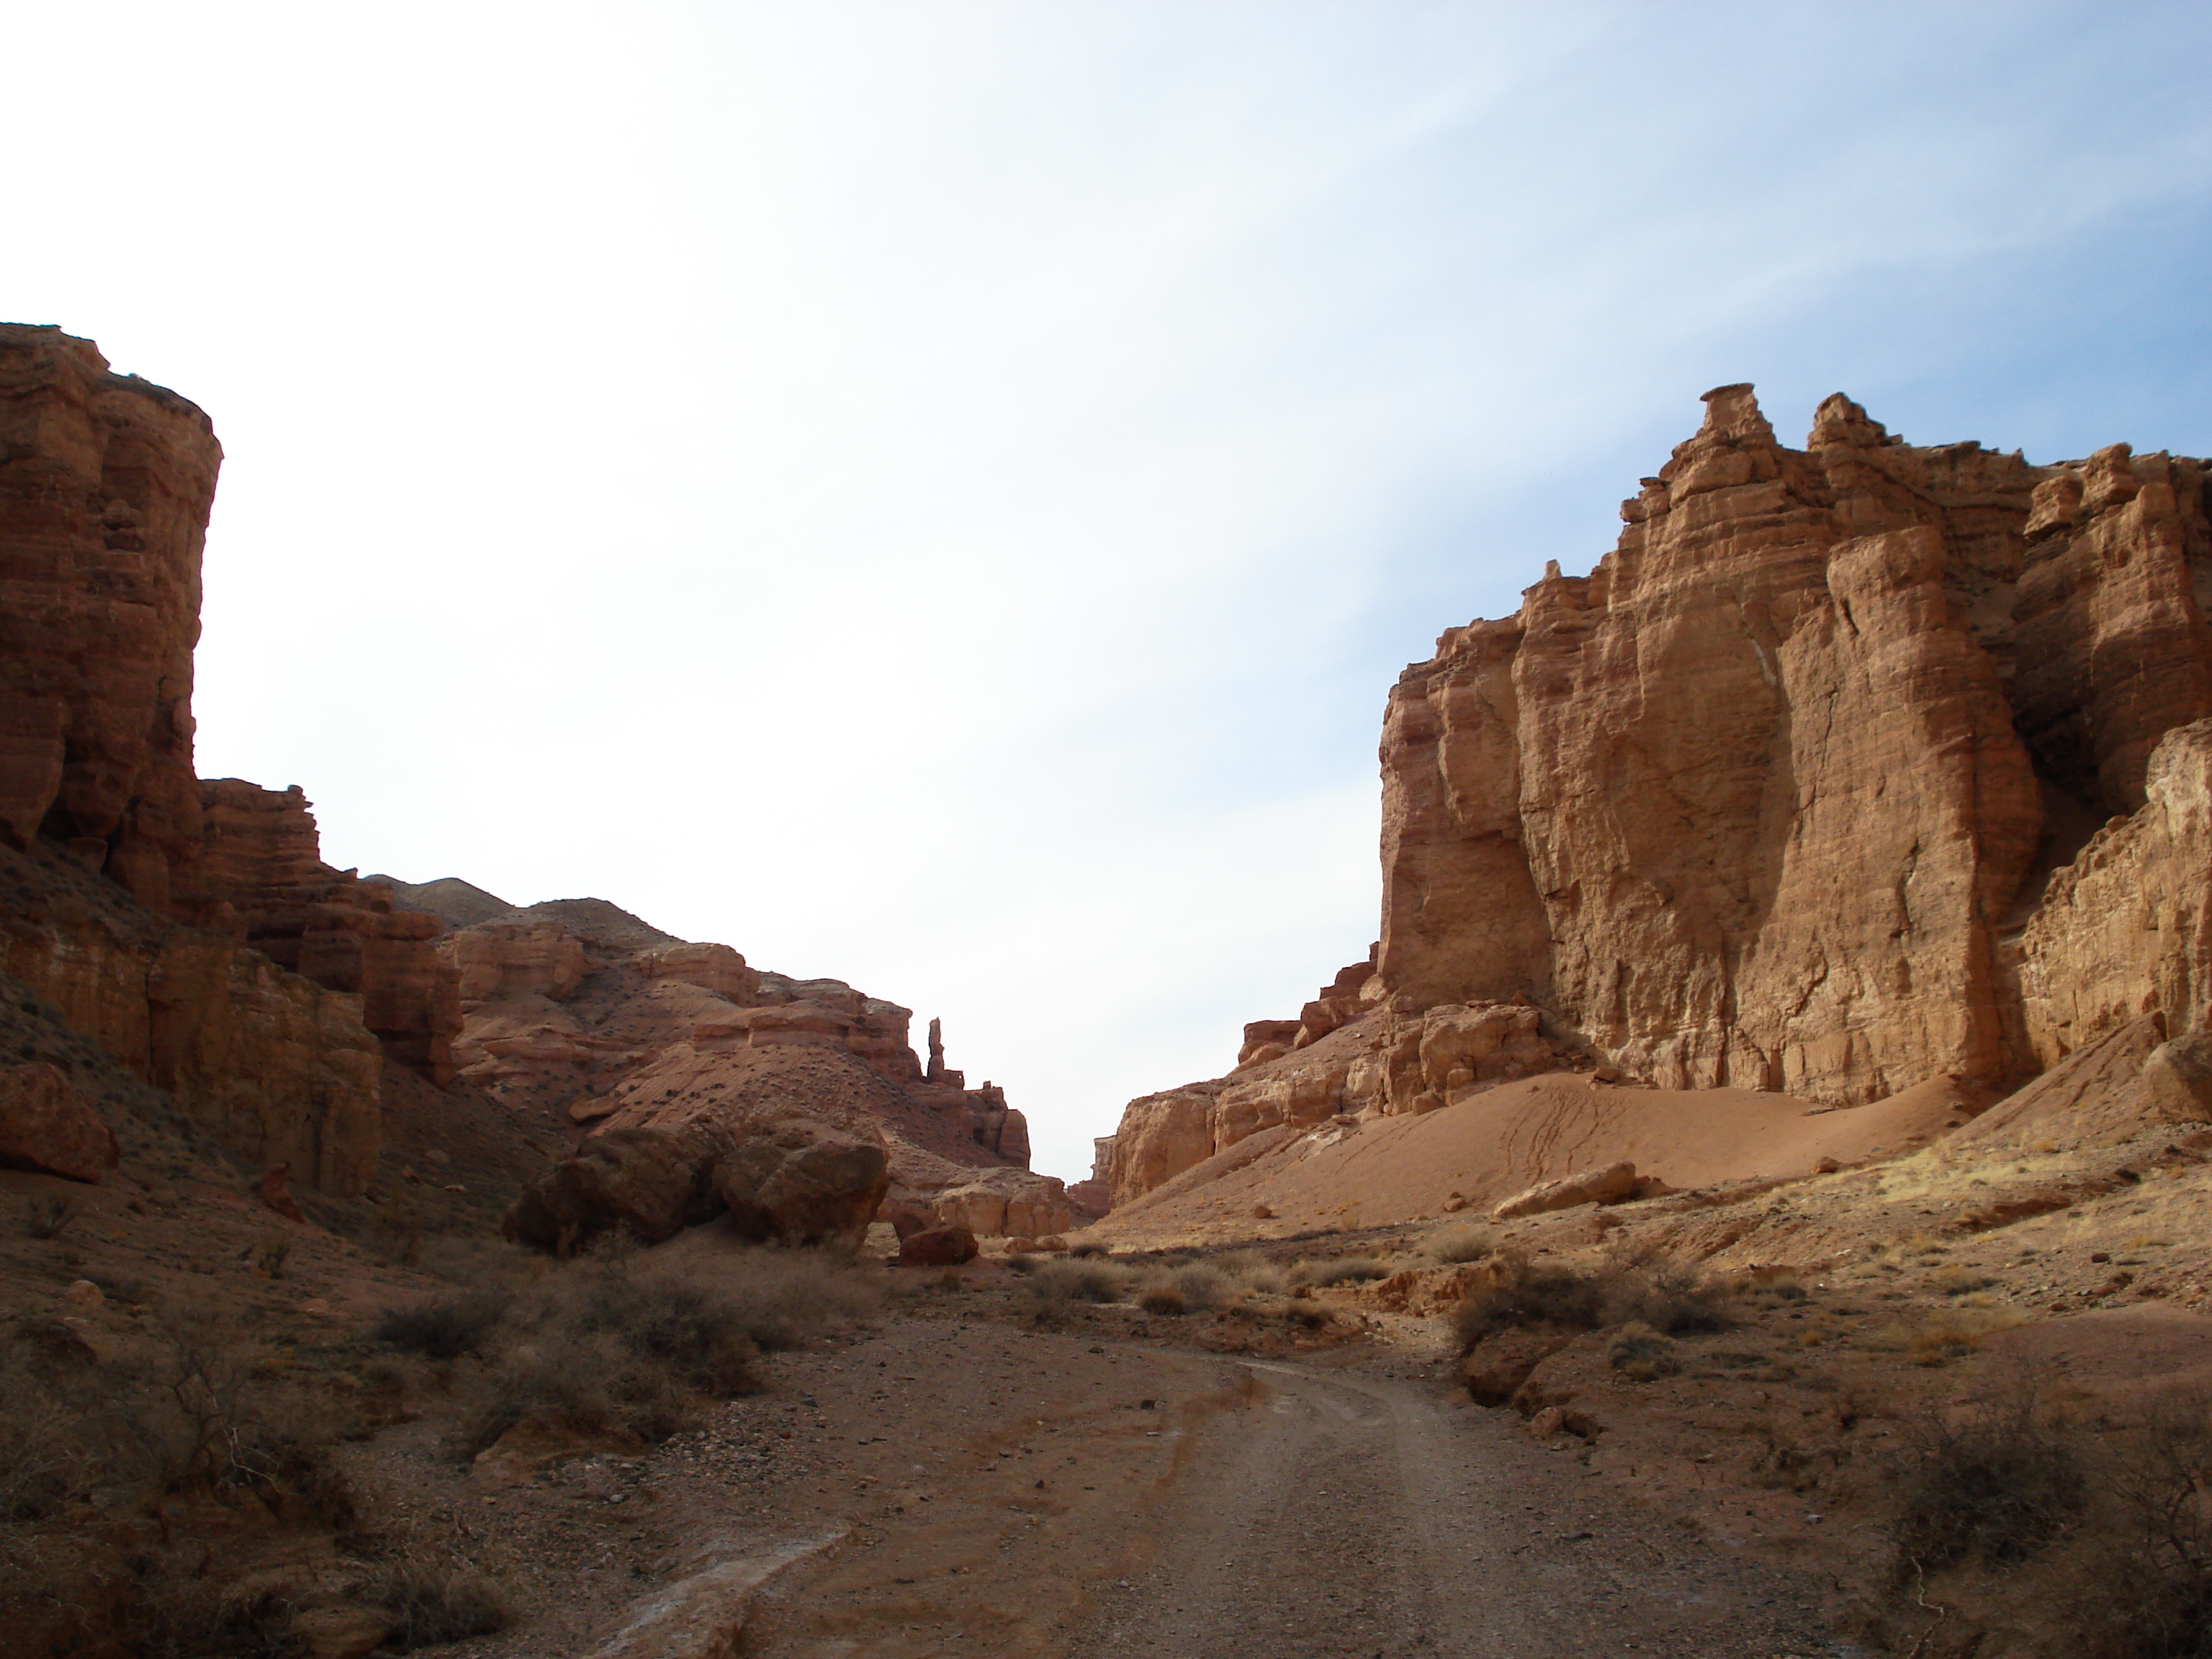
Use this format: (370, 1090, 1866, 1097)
(9, 1, 2212, 1180)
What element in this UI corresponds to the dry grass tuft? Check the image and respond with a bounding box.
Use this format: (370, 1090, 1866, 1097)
(17, 1193, 78, 1239)
(356, 1550, 512, 1650)
(1423, 1224, 1495, 1265)
(1294, 1256, 1390, 1289)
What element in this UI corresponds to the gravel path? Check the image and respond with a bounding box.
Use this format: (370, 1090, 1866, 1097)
(1066, 1356, 1861, 1659)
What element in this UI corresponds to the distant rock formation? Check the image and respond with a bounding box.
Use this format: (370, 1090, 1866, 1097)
(1099, 386, 2212, 1208)
(0, 326, 1042, 1218)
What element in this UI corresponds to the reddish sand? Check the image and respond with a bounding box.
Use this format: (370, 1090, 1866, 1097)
(1098, 1073, 1974, 1241)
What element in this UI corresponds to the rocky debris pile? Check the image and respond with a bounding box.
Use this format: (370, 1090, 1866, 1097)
(1099, 386, 2212, 1211)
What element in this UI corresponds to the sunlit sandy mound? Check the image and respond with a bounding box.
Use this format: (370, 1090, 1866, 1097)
(1094, 1072, 1973, 1244)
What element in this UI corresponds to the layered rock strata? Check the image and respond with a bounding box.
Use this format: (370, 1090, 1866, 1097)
(199, 780, 460, 1080)
(0, 325, 222, 920)
(1100, 387, 2212, 1208)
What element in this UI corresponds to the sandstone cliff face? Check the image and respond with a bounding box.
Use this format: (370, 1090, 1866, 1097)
(0, 325, 222, 920)
(200, 780, 460, 1081)
(0, 845, 382, 1195)
(2018, 718, 2212, 1069)
(1101, 387, 2212, 1209)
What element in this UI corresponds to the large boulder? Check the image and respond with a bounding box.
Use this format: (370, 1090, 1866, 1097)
(503, 1123, 728, 1250)
(2142, 1031, 2212, 1125)
(1491, 1160, 1639, 1220)
(899, 1225, 979, 1267)
(0, 1064, 118, 1184)
(720, 1134, 889, 1253)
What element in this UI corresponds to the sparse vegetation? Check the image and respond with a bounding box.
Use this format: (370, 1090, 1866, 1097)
(1423, 1224, 1494, 1264)
(370, 1287, 513, 1360)
(1295, 1256, 1389, 1288)
(1453, 1248, 1730, 1355)
(1607, 1321, 1679, 1381)
(1886, 1380, 2085, 1573)
(19, 1192, 78, 1239)
(1138, 1283, 1187, 1315)
(1023, 1258, 1132, 1313)
(356, 1551, 512, 1650)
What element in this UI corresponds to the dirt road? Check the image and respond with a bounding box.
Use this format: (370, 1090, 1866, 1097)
(1066, 1355, 1858, 1659)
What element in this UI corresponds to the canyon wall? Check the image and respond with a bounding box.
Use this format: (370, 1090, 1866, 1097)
(1099, 387, 2212, 1207)
(0, 325, 222, 920)
(0, 327, 392, 1192)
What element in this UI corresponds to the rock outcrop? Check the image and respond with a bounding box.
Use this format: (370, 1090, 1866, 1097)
(0, 1061, 120, 1182)
(503, 1112, 889, 1253)
(0, 325, 222, 921)
(1101, 387, 2212, 1209)
(199, 780, 460, 1081)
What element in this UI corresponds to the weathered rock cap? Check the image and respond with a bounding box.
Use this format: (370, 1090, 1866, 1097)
(0, 1063, 120, 1184)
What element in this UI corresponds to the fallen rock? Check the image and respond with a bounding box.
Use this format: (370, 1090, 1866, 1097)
(727, 1136, 889, 1253)
(1491, 1160, 1638, 1220)
(504, 1123, 729, 1250)
(0, 1063, 118, 1183)
(899, 1225, 979, 1267)
(2142, 1031, 2212, 1125)
(1459, 1323, 1583, 1407)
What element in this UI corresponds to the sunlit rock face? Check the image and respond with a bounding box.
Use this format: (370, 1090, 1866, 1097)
(1380, 386, 2211, 1104)
(1099, 387, 2212, 1208)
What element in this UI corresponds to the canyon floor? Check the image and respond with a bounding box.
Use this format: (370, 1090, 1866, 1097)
(15, 1061, 2212, 1658)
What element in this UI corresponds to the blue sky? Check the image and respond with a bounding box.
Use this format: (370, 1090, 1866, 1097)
(9, 1, 2212, 1179)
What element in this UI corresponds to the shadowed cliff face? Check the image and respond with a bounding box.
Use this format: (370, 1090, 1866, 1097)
(1100, 387, 2212, 1208)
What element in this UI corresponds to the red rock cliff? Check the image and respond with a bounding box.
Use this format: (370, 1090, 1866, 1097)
(0, 328, 385, 1193)
(0, 325, 222, 919)
(1099, 387, 2212, 1207)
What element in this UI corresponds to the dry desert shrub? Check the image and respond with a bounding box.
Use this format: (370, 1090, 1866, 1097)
(1066, 1240, 1113, 1259)
(1293, 1256, 1390, 1289)
(456, 1335, 691, 1459)
(1606, 1321, 1680, 1381)
(1886, 1379, 2086, 1574)
(1213, 1251, 1289, 1295)
(1022, 1258, 1131, 1313)
(117, 1571, 300, 1659)
(356, 1549, 512, 1651)
(1453, 1249, 1729, 1355)
(369, 1287, 513, 1361)
(1138, 1283, 1187, 1315)
(454, 1242, 877, 1458)
(1424, 1223, 1495, 1265)
(17, 1192, 78, 1239)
